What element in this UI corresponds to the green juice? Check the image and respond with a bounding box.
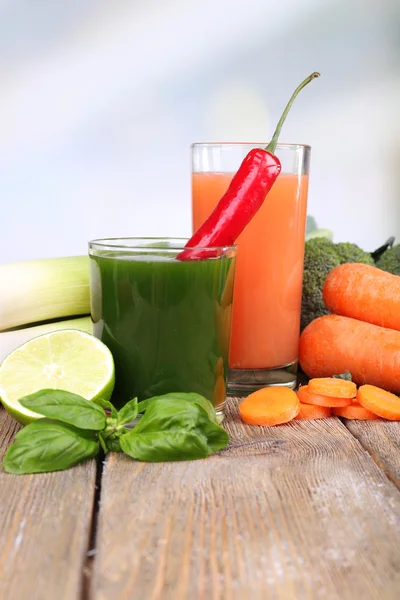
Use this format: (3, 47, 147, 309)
(90, 249, 235, 411)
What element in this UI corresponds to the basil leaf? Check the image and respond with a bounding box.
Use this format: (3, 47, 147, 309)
(3, 419, 99, 474)
(19, 389, 106, 431)
(138, 392, 217, 423)
(121, 399, 228, 462)
(120, 430, 211, 462)
(117, 398, 138, 426)
(96, 398, 118, 419)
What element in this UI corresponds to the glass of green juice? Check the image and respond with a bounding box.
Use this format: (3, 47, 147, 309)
(89, 238, 237, 420)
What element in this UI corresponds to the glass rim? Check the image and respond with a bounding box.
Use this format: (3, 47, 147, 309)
(191, 142, 311, 151)
(89, 237, 237, 253)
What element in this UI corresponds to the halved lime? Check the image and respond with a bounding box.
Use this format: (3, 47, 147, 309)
(0, 330, 115, 425)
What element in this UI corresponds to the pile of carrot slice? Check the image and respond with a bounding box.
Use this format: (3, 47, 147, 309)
(239, 377, 400, 426)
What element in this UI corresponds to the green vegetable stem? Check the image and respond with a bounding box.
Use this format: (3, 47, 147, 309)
(3, 390, 229, 475)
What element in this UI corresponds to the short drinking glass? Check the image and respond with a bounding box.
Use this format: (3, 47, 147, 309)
(89, 238, 236, 419)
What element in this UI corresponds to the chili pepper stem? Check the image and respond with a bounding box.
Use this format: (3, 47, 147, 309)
(266, 72, 320, 155)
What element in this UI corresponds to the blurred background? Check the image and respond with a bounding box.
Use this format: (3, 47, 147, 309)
(1, 0, 399, 262)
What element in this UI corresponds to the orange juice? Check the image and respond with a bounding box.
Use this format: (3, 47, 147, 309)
(192, 171, 308, 370)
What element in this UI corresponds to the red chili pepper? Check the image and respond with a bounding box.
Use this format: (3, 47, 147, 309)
(178, 72, 320, 261)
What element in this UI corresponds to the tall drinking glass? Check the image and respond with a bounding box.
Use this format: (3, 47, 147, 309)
(192, 143, 310, 393)
(89, 238, 236, 420)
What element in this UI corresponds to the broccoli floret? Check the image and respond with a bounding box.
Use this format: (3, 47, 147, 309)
(334, 242, 374, 266)
(376, 244, 400, 276)
(301, 238, 374, 331)
(301, 238, 340, 331)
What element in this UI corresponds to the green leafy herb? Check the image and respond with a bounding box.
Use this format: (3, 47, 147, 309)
(19, 389, 107, 431)
(97, 399, 139, 453)
(117, 398, 138, 426)
(121, 430, 212, 462)
(3, 419, 99, 475)
(333, 371, 352, 381)
(138, 392, 217, 423)
(121, 398, 228, 462)
(3, 390, 228, 473)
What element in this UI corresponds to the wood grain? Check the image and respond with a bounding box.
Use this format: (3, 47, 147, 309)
(343, 419, 400, 488)
(91, 400, 400, 600)
(0, 407, 97, 600)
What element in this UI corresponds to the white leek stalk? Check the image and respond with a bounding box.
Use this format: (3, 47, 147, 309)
(0, 256, 90, 331)
(0, 316, 92, 363)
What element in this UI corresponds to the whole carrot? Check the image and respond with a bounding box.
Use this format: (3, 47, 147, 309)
(299, 314, 400, 394)
(323, 263, 400, 331)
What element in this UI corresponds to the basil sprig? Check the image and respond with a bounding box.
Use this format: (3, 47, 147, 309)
(3, 390, 228, 474)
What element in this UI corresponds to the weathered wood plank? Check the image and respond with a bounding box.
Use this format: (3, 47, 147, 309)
(0, 407, 97, 600)
(92, 400, 400, 600)
(343, 419, 400, 488)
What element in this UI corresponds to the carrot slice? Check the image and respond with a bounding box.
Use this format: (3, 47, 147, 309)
(357, 385, 400, 420)
(294, 403, 331, 420)
(297, 385, 352, 408)
(332, 403, 379, 420)
(239, 387, 299, 426)
(308, 377, 357, 399)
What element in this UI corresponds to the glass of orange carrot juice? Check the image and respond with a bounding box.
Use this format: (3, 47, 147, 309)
(192, 142, 310, 393)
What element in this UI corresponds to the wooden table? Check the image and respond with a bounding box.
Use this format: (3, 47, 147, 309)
(1, 399, 400, 600)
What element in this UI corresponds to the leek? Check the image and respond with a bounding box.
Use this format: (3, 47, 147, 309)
(0, 256, 90, 331)
(0, 316, 92, 363)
